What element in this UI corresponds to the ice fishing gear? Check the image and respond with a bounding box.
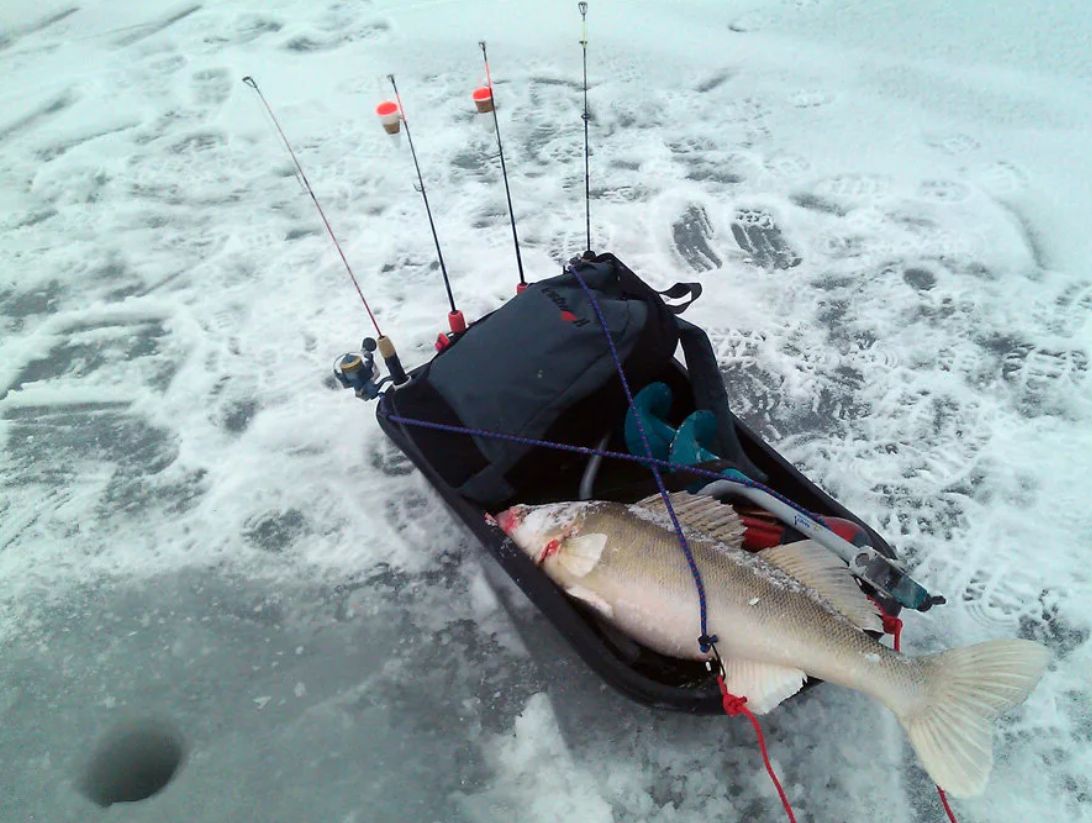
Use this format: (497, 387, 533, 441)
(471, 86, 493, 113)
(334, 339, 382, 399)
(734, 506, 865, 551)
(577, 2, 591, 253)
(241, 75, 409, 390)
(377, 250, 912, 712)
(624, 382, 946, 612)
(705, 476, 945, 611)
(333, 337, 408, 399)
(375, 100, 401, 134)
(475, 41, 526, 290)
(383, 75, 466, 342)
(375, 335, 409, 386)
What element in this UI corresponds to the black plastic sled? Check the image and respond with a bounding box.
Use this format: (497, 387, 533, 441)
(375, 252, 898, 715)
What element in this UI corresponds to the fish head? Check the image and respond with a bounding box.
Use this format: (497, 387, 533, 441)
(495, 502, 592, 571)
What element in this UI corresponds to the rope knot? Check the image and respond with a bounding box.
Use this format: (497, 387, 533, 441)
(881, 614, 903, 635)
(721, 692, 749, 717)
(715, 674, 749, 716)
(881, 614, 904, 652)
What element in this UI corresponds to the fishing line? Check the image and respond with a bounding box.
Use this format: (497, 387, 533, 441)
(242, 76, 409, 386)
(241, 76, 383, 338)
(476, 41, 526, 287)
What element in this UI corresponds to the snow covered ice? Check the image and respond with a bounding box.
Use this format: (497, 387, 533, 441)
(1, 0, 1090, 820)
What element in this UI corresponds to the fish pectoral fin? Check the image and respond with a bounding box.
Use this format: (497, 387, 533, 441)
(564, 585, 614, 619)
(759, 540, 883, 632)
(721, 658, 807, 714)
(634, 492, 745, 548)
(558, 532, 607, 577)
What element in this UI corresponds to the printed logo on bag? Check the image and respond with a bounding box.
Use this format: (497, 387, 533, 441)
(542, 288, 590, 327)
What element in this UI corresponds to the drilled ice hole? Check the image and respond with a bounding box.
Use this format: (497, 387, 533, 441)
(79, 717, 186, 807)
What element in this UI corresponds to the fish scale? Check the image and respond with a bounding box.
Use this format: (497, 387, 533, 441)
(579, 502, 896, 681)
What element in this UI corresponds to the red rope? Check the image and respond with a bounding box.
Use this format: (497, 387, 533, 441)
(882, 614, 903, 652)
(881, 614, 958, 823)
(716, 675, 798, 823)
(709, 613, 959, 823)
(937, 787, 957, 823)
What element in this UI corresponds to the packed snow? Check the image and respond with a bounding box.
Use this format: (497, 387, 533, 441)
(1, 0, 1090, 821)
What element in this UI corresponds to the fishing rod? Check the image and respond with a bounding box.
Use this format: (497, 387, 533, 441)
(381, 75, 466, 338)
(578, 2, 591, 253)
(474, 41, 526, 292)
(241, 76, 408, 388)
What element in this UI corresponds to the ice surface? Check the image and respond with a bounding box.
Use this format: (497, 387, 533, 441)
(1, 0, 1090, 821)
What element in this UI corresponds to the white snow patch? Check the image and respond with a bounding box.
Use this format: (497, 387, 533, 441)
(459, 693, 613, 823)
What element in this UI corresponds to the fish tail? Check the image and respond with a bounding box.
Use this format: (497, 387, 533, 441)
(896, 639, 1049, 798)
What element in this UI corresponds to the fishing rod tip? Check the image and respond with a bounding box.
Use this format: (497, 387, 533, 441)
(242, 76, 257, 88)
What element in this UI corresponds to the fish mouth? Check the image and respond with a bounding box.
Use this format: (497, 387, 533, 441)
(495, 505, 526, 534)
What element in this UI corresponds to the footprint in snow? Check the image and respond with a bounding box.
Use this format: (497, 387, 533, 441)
(222, 14, 283, 44)
(813, 173, 891, 203)
(730, 208, 801, 270)
(975, 160, 1029, 196)
(672, 205, 722, 273)
(917, 179, 972, 204)
(1001, 346, 1088, 415)
(764, 152, 812, 178)
(924, 131, 981, 156)
(191, 68, 232, 106)
(815, 233, 867, 260)
(1052, 282, 1092, 337)
(244, 509, 309, 554)
(370, 440, 415, 478)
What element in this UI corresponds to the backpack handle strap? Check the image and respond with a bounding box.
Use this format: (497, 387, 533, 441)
(657, 282, 703, 314)
(675, 317, 766, 483)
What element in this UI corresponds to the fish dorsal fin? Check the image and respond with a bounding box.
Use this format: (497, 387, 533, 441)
(721, 658, 806, 714)
(558, 532, 607, 578)
(634, 492, 745, 548)
(760, 540, 883, 631)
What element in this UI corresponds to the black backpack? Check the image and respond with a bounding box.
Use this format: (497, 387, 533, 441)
(386, 252, 761, 506)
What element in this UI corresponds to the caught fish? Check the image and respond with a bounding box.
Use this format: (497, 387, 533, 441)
(496, 489, 1049, 798)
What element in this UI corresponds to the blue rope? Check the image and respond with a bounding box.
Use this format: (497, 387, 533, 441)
(391, 413, 700, 471)
(387, 415, 828, 542)
(570, 265, 720, 652)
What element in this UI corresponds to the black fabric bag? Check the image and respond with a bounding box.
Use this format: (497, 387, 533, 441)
(388, 252, 759, 506)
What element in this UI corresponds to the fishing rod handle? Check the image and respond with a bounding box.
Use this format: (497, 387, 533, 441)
(377, 335, 409, 386)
